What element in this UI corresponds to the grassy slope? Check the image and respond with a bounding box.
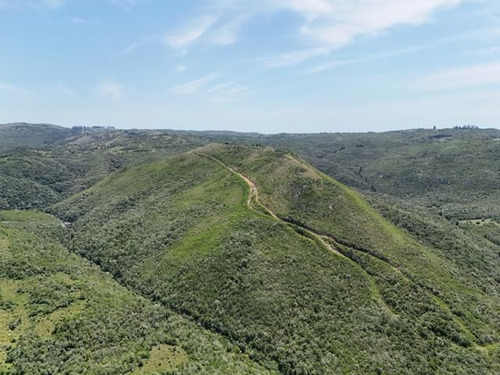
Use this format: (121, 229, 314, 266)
(4, 124, 498, 221)
(0, 211, 273, 375)
(202, 145, 500, 344)
(53, 149, 499, 374)
(364, 193, 500, 291)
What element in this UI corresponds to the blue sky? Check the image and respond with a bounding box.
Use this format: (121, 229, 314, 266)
(1, 0, 500, 133)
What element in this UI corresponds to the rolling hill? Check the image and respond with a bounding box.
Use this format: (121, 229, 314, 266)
(0, 123, 71, 154)
(49, 145, 499, 374)
(1, 124, 499, 374)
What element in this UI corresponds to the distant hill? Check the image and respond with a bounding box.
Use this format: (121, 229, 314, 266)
(0, 126, 206, 210)
(0, 123, 72, 153)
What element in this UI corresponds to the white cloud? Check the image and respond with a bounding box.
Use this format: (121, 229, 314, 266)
(57, 82, 76, 96)
(43, 0, 65, 7)
(415, 62, 500, 90)
(121, 36, 158, 56)
(0, 0, 143, 10)
(0, 82, 34, 95)
(306, 44, 431, 74)
(173, 75, 252, 99)
(173, 74, 218, 95)
(163, 16, 218, 50)
(276, 0, 463, 48)
(97, 80, 126, 100)
(176, 64, 187, 73)
(0, 0, 65, 9)
(209, 15, 248, 46)
(71, 17, 95, 25)
(462, 46, 500, 56)
(206, 82, 235, 93)
(210, 1, 466, 48)
(124, 0, 468, 61)
(264, 47, 330, 68)
(108, 0, 143, 10)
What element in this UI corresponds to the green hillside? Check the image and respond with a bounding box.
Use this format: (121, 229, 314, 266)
(51, 145, 499, 374)
(0, 123, 71, 153)
(4, 124, 499, 222)
(1, 125, 499, 374)
(0, 211, 274, 374)
(0, 128, 204, 211)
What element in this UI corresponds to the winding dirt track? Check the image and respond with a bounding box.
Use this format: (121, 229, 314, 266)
(196, 153, 355, 262)
(195, 151, 398, 316)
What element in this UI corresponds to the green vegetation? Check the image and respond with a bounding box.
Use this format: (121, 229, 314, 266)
(0, 211, 274, 374)
(202, 144, 500, 342)
(0, 127, 204, 210)
(0, 124, 499, 374)
(51, 148, 499, 374)
(211, 128, 500, 221)
(0, 123, 71, 153)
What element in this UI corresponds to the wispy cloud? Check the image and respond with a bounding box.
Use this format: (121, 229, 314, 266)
(71, 16, 95, 25)
(121, 36, 159, 56)
(163, 16, 218, 50)
(173, 75, 253, 100)
(0, 0, 65, 9)
(206, 0, 465, 50)
(109, 0, 143, 10)
(209, 15, 248, 46)
(184, 0, 466, 69)
(0, 82, 35, 95)
(205, 82, 235, 94)
(0, 0, 143, 10)
(173, 74, 218, 95)
(208, 83, 255, 103)
(43, 0, 65, 8)
(97, 80, 126, 100)
(280, 0, 463, 48)
(462, 46, 500, 56)
(57, 82, 76, 96)
(175, 64, 187, 73)
(306, 44, 431, 74)
(264, 47, 330, 68)
(415, 62, 500, 90)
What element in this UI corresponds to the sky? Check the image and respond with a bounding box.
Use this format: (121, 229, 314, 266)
(1, 0, 500, 133)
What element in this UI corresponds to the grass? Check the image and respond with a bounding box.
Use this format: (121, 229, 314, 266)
(130, 345, 188, 375)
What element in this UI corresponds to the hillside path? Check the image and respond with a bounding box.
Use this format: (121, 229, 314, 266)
(195, 151, 407, 316)
(195, 151, 353, 262)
